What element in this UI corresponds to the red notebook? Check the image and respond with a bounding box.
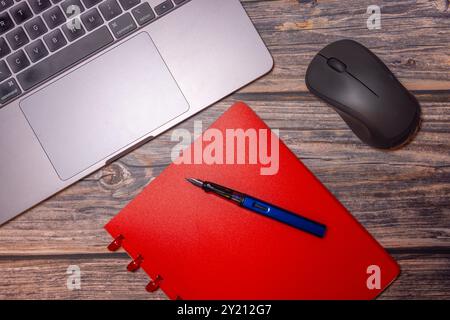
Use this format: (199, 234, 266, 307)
(105, 102, 399, 299)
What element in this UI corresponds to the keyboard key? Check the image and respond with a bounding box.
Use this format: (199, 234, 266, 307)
(61, 18, 85, 41)
(0, 0, 14, 12)
(17, 26, 113, 91)
(131, 2, 154, 26)
(61, 0, 85, 18)
(24, 16, 47, 39)
(0, 60, 10, 81)
(0, 78, 21, 104)
(43, 28, 66, 51)
(109, 12, 135, 39)
(25, 39, 48, 62)
(42, 6, 66, 29)
(118, 0, 139, 11)
(81, 8, 102, 31)
(154, 0, 173, 16)
(0, 12, 14, 35)
(81, 0, 101, 9)
(6, 49, 29, 72)
(173, 0, 186, 4)
(6, 27, 29, 50)
(99, 0, 122, 21)
(9, 2, 33, 24)
(0, 37, 10, 58)
(27, 0, 51, 14)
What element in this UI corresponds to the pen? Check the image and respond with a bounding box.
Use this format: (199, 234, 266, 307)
(186, 178, 327, 238)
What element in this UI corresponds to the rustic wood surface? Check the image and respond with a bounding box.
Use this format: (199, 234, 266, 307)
(0, 0, 449, 299)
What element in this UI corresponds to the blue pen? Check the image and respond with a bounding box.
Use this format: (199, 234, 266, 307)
(186, 178, 327, 238)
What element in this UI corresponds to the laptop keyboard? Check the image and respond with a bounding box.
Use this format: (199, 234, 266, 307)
(0, 0, 189, 106)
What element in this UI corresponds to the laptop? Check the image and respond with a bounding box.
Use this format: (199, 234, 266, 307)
(0, 0, 273, 225)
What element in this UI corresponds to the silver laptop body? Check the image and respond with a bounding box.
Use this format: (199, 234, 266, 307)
(0, 0, 273, 224)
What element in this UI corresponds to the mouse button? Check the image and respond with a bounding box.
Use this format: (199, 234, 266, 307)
(307, 53, 324, 65)
(307, 57, 380, 115)
(306, 54, 336, 92)
(345, 51, 397, 95)
(306, 54, 327, 74)
(327, 58, 347, 73)
(321, 40, 391, 94)
(319, 39, 356, 59)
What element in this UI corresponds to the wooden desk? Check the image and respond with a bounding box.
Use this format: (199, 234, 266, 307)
(0, 0, 448, 299)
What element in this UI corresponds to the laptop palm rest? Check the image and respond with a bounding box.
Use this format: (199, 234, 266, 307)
(20, 32, 189, 181)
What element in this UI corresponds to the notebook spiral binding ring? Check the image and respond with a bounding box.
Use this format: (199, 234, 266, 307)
(108, 235, 164, 294)
(127, 255, 143, 272)
(107, 234, 124, 252)
(146, 275, 163, 293)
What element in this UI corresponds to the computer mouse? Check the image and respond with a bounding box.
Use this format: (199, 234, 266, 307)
(305, 39, 421, 149)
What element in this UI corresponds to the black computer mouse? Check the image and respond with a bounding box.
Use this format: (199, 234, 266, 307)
(305, 39, 421, 149)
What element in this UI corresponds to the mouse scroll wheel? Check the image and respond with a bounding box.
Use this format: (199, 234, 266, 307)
(327, 58, 347, 73)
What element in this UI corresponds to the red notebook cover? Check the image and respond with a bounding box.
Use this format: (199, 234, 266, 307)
(105, 102, 400, 299)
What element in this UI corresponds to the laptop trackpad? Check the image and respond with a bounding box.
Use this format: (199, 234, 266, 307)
(20, 32, 189, 181)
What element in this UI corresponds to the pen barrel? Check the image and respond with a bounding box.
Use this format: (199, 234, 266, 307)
(241, 197, 327, 238)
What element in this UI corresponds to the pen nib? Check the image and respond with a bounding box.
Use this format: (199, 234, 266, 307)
(186, 178, 204, 188)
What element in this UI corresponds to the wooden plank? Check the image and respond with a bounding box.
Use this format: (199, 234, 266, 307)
(381, 251, 450, 299)
(239, 0, 450, 92)
(0, 254, 162, 300)
(0, 92, 448, 254)
(0, 252, 448, 299)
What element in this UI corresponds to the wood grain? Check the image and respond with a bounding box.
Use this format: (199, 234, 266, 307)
(0, 252, 448, 299)
(240, 0, 450, 92)
(0, 0, 449, 299)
